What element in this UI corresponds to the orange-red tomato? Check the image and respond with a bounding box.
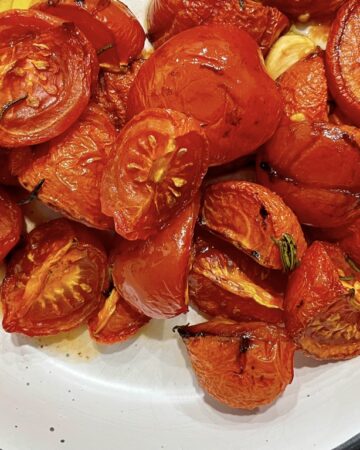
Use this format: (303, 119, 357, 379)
(112, 198, 199, 319)
(18, 103, 115, 230)
(262, 0, 346, 19)
(1, 218, 108, 337)
(0, 187, 22, 262)
(127, 25, 282, 166)
(101, 108, 208, 240)
(189, 231, 286, 324)
(0, 23, 98, 147)
(0, 147, 31, 186)
(148, 0, 289, 55)
(201, 181, 307, 271)
(285, 241, 360, 360)
(176, 319, 295, 410)
(326, 0, 360, 127)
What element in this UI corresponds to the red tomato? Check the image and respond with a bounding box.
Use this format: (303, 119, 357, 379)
(112, 198, 199, 319)
(201, 181, 307, 271)
(1, 218, 108, 337)
(262, 0, 346, 19)
(148, 0, 289, 55)
(101, 108, 208, 240)
(127, 25, 282, 166)
(18, 103, 115, 230)
(0, 147, 31, 186)
(0, 23, 98, 148)
(0, 187, 23, 262)
(176, 319, 295, 410)
(326, 0, 360, 127)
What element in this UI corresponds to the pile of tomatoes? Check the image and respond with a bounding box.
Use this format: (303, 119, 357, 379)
(0, 0, 359, 411)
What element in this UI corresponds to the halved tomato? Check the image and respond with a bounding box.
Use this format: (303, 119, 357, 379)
(1, 218, 108, 336)
(285, 241, 360, 360)
(326, 0, 360, 127)
(18, 103, 115, 230)
(0, 187, 23, 262)
(262, 0, 346, 19)
(112, 198, 199, 319)
(176, 319, 295, 410)
(0, 23, 97, 147)
(101, 108, 208, 240)
(127, 25, 282, 166)
(201, 181, 307, 271)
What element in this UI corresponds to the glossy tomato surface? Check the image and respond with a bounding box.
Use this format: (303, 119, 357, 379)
(262, 0, 346, 18)
(127, 25, 282, 166)
(1, 218, 108, 336)
(0, 187, 22, 262)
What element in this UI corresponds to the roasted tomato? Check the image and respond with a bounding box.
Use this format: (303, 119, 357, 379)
(112, 198, 199, 319)
(262, 0, 346, 19)
(127, 25, 282, 166)
(201, 181, 307, 271)
(88, 288, 150, 344)
(278, 52, 328, 122)
(147, 0, 289, 55)
(326, 0, 360, 127)
(1, 218, 108, 337)
(101, 108, 208, 240)
(0, 147, 31, 186)
(33, 0, 145, 66)
(95, 59, 144, 130)
(176, 319, 295, 410)
(0, 187, 22, 262)
(285, 241, 360, 360)
(18, 103, 115, 230)
(0, 23, 97, 148)
(189, 231, 286, 324)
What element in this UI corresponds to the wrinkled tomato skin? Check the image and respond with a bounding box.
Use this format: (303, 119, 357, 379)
(0, 23, 97, 148)
(201, 181, 307, 270)
(177, 319, 295, 410)
(101, 108, 208, 240)
(1, 218, 108, 337)
(112, 198, 199, 319)
(127, 25, 282, 166)
(148, 0, 289, 55)
(285, 241, 360, 360)
(262, 0, 346, 19)
(18, 103, 115, 230)
(0, 187, 23, 262)
(189, 231, 286, 324)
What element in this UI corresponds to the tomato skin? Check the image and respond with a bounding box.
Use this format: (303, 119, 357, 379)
(0, 187, 23, 262)
(127, 25, 282, 166)
(0, 23, 98, 148)
(325, 0, 360, 128)
(101, 108, 208, 240)
(0, 147, 31, 186)
(262, 0, 346, 18)
(112, 198, 199, 319)
(18, 103, 115, 230)
(1, 218, 108, 337)
(148, 0, 289, 55)
(201, 181, 307, 270)
(176, 319, 295, 410)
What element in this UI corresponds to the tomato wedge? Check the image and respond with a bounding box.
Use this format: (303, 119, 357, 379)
(101, 108, 208, 240)
(0, 187, 22, 262)
(18, 103, 115, 230)
(262, 0, 346, 19)
(112, 198, 199, 319)
(326, 0, 360, 127)
(1, 218, 108, 337)
(0, 23, 97, 148)
(176, 319, 295, 410)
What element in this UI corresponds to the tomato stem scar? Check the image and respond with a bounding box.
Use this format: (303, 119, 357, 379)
(0, 95, 28, 121)
(97, 43, 114, 55)
(18, 179, 45, 206)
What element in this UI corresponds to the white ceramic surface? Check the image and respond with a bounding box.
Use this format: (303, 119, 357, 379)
(0, 2, 358, 449)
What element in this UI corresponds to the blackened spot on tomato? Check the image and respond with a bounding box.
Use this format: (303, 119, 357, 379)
(240, 336, 251, 353)
(296, 299, 304, 309)
(260, 205, 269, 220)
(251, 250, 261, 260)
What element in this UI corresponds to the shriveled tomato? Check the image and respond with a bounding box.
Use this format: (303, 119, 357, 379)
(176, 319, 295, 410)
(127, 25, 282, 166)
(18, 103, 115, 230)
(326, 0, 360, 127)
(1, 218, 108, 337)
(0, 23, 98, 148)
(189, 231, 286, 324)
(112, 198, 199, 319)
(148, 0, 289, 55)
(0, 187, 22, 262)
(201, 181, 307, 271)
(88, 288, 150, 344)
(285, 241, 360, 360)
(101, 108, 208, 240)
(33, 0, 145, 65)
(262, 0, 346, 19)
